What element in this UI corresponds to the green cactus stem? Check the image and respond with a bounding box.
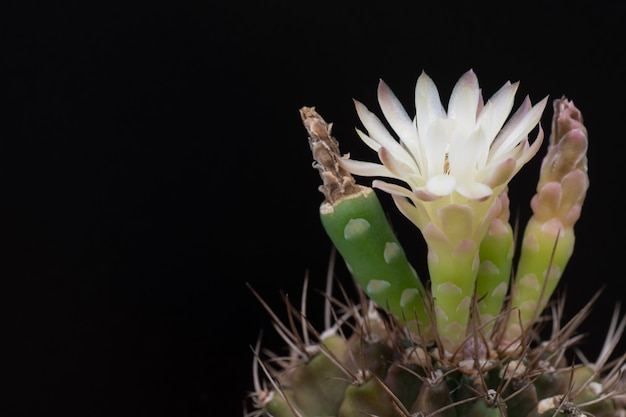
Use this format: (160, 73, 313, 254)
(300, 106, 431, 338)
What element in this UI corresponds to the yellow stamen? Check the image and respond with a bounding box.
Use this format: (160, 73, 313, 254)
(443, 144, 450, 175)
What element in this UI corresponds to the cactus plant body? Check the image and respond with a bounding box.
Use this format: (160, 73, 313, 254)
(245, 70, 626, 417)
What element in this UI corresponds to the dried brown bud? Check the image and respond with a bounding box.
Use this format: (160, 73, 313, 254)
(300, 106, 361, 203)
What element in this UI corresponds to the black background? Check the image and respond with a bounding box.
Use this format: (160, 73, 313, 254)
(2, 1, 625, 416)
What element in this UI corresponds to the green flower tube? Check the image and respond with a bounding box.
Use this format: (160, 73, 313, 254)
(426, 237, 479, 353)
(475, 191, 514, 338)
(418, 200, 503, 355)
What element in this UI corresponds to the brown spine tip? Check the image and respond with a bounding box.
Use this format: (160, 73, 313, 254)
(300, 106, 360, 203)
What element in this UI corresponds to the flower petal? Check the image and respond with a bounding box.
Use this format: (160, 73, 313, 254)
(476, 81, 518, 141)
(482, 157, 516, 189)
(378, 80, 424, 170)
(379, 146, 417, 178)
(455, 182, 493, 201)
(355, 128, 382, 152)
(415, 71, 446, 139)
(354, 100, 398, 147)
(490, 96, 548, 161)
(426, 174, 456, 197)
(413, 187, 443, 201)
(448, 69, 480, 128)
(339, 157, 400, 179)
(492, 124, 544, 173)
(423, 118, 459, 177)
(372, 179, 417, 200)
(448, 126, 484, 179)
(354, 99, 416, 169)
(489, 96, 531, 157)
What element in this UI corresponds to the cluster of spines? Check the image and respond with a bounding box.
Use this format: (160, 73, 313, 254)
(245, 270, 626, 417)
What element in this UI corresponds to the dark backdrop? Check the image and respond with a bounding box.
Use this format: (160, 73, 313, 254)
(2, 1, 624, 416)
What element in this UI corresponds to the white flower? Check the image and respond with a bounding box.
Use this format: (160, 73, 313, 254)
(341, 69, 547, 231)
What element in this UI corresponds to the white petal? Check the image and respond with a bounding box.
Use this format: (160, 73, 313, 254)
(514, 125, 544, 171)
(372, 179, 416, 199)
(448, 69, 480, 128)
(476, 81, 518, 141)
(447, 123, 483, 179)
(490, 96, 548, 162)
(354, 100, 416, 168)
(413, 187, 443, 201)
(424, 118, 460, 177)
(354, 100, 397, 146)
(415, 71, 446, 139)
(426, 174, 456, 196)
(339, 157, 400, 179)
(356, 128, 382, 152)
(379, 146, 418, 177)
(455, 182, 493, 201)
(489, 96, 531, 157)
(377, 81, 417, 142)
(377, 80, 424, 168)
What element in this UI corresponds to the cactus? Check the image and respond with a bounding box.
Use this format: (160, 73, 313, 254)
(245, 70, 626, 417)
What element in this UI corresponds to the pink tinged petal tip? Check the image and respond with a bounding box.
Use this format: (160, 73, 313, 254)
(483, 158, 516, 189)
(490, 96, 548, 162)
(447, 69, 480, 128)
(415, 71, 446, 138)
(377, 79, 421, 153)
(477, 81, 519, 140)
